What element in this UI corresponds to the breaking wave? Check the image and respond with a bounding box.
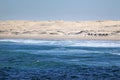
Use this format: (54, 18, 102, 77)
(0, 39, 120, 47)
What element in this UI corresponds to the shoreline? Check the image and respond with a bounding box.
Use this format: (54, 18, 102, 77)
(0, 35, 120, 41)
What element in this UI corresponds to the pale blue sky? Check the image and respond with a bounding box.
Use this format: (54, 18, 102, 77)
(0, 0, 120, 20)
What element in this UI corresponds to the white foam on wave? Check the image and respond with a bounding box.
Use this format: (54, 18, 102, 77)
(109, 52, 120, 56)
(0, 39, 120, 47)
(0, 39, 51, 44)
(70, 41, 120, 47)
(0, 39, 63, 46)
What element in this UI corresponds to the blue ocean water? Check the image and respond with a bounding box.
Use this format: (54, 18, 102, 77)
(0, 39, 120, 80)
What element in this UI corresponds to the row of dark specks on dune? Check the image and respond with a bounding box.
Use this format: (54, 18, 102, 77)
(0, 30, 120, 37)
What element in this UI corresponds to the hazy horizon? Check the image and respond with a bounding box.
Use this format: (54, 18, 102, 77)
(0, 0, 120, 21)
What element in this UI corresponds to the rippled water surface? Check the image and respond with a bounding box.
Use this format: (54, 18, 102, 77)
(0, 39, 120, 80)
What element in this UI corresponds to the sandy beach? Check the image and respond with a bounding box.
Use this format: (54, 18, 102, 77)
(0, 20, 120, 40)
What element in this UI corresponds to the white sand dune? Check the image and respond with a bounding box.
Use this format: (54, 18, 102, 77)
(0, 20, 120, 40)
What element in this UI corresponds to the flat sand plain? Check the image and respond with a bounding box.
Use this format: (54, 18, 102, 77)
(0, 20, 120, 40)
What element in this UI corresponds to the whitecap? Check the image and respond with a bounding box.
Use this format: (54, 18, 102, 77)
(0, 39, 120, 47)
(110, 53, 120, 56)
(69, 40, 120, 47)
